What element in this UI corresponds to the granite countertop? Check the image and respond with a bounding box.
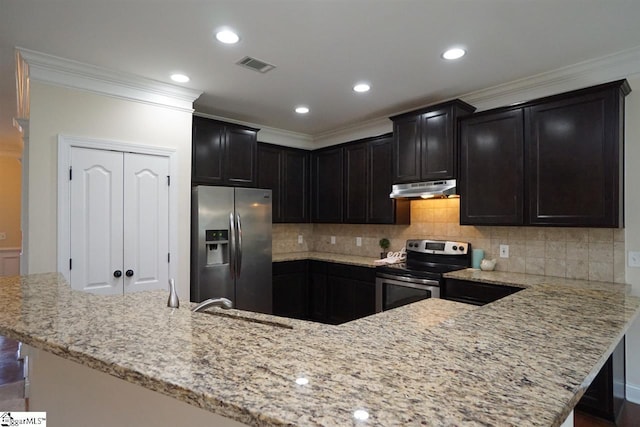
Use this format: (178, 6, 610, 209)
(272, 251, 382, 267)
(0, 273, 639, 426)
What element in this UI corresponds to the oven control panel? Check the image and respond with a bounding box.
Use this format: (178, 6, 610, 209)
(405, 239, 469, 255)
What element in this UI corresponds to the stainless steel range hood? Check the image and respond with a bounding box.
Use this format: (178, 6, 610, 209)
(389, 179, 457, 199)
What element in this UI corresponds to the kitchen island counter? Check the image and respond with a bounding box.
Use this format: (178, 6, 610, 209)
(0, 272, 638, 426)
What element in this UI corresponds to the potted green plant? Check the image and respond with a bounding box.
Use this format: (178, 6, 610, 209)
(379, 238, 390, 259)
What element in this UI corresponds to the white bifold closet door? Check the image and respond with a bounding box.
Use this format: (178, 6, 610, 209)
(69, 147, 169, 295)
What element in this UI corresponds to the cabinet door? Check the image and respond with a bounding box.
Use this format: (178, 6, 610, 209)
(257, 144, 283, 222)
(272, 261, 308, 319)
(225, 126, 257, 187)
(308, 261, 328, 322)
(392, 115, 421, 183)
(282, 149, 309, 223)
(311, 147, 343, 222)
(192, 116, 225, 185)
(421, 109, 454, 180)
(526, 89, 620, 226)
(344, 142, 368, 223)
(460, 109, 524, 225)
(368, 135, 406, 224)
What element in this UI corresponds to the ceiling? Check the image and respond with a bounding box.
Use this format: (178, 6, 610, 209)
(2, 0, 640, 152)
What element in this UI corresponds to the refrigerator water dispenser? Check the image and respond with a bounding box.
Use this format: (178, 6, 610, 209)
(205, 229, 229, 266)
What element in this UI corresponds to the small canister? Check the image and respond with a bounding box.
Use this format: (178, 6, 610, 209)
(472, 249, 484, 269)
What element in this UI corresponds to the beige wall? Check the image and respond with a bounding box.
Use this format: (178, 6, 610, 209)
(623, 74, 640, 399)
(27, 81, 193, 298)
(274, 199, 625, 283)
(0, 155, 21, 248)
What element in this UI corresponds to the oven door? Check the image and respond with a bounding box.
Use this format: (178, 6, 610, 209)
(375, 273, 440, 312)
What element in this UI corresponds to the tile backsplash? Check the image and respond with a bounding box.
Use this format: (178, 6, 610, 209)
(273, 198, 625, 283)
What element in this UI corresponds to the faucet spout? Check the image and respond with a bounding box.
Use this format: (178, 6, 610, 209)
(192, 297, 233, 312)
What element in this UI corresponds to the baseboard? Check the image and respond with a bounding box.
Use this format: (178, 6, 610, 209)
(627, 383, 640, 404)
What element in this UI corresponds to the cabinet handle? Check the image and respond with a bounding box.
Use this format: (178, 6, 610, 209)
(125, 270, 134, 277)
(113, 270, 122, 278)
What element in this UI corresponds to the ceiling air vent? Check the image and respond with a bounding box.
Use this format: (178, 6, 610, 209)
(236, 56, 276, 73)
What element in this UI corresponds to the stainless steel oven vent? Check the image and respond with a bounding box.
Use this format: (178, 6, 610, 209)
(236, 56, 276, 73)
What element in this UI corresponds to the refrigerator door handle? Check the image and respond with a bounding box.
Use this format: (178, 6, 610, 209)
(236, 213, 242, 277)
(229, 212, 236, 280)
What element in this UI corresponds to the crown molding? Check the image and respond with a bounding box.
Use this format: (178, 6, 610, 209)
(16, 47, 203, 113)
(461, 45, 640, 111)
(310, 45, 640, 144)
(194, 112, 314, 149)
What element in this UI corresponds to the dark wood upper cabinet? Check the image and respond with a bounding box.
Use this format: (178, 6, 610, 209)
(192, 116, 258, 187)
(368, 135, 410, 224)
(460, 109, 524, 225)
(390, 100, 475, 184)
(311, 146, 344, 223)
(257, 143, 309, 223)
(257, 144, 283, 221)
(526, 83, 627, 227)
(344, 142, 368, 223)
(459, 79, 630, 227)
(282, 149, 309, 223)
(343, 134, 410, 224)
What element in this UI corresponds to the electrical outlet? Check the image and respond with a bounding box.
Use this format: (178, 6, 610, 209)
(629, 251, 640, 268)
(499, 244, 509, 258)
(0, 232, 5, 241)
(330, 236, 336, 244)
(297, 235, 303, 244)
(356, 237, 362, 247)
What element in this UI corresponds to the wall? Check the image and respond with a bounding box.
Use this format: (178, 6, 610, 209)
(273, 199, 625, 283)
(0, 155, 21, 248)
(27, 81, 193, 298)
(623, 74, 640, 402)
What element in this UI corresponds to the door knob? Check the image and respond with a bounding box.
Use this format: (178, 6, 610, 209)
(125, 269, 134, 277)
(113, 270, 122, 278)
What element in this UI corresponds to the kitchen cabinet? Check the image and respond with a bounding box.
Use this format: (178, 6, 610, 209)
(326, 262, 376, 324)
(459, 80, 629, 227)
(192, 116, 258, 187)
(390, 100, 475, 184)
(443, 278, 522, 305)
(459, 109, 524, 225)
(576, 337, 625, 422)
(311, 146, 344, 222)
(272, 260, 308, 319)
(344, 134, 411, 224)
(276, 260, 376, 324)
(257, 143, 309, 223)
(526, 83, 628, 226)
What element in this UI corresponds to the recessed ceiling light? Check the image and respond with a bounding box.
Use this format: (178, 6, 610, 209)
(353, 83, 371, 93)
(295, 106, 310, 114)
(216, 29, 240, 44)
(170, 73, 190, 83)
(442, 47, 466, 60)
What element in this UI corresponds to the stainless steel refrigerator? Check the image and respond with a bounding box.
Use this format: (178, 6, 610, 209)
(191, 186, 272, 314)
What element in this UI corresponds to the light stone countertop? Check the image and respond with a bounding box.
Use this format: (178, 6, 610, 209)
(0, 272, 639, 426)
(273, 251, 381, 267)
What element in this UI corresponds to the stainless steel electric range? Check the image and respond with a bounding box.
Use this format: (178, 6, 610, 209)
(375, 239, 471, 312)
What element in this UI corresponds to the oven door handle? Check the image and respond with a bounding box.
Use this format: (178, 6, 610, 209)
(376, 273, 440, 287)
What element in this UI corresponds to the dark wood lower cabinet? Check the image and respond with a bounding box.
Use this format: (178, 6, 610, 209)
(577, 337, 626, 422)
(272, 260, 308, 320)
(273, 260, 376, 325)
(443, 278, 522, 306)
